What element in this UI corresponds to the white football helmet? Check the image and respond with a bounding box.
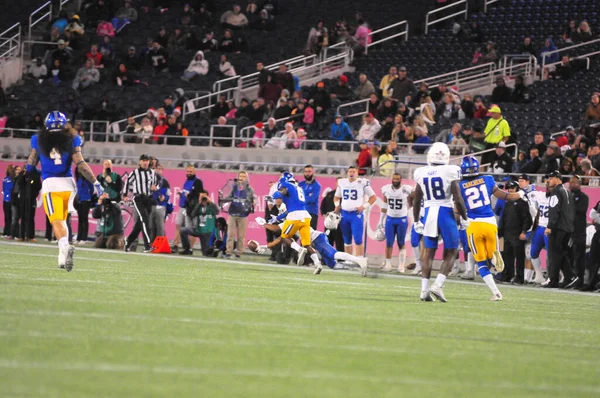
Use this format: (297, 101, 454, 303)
(427, 142, 450, 166)
(375, 226, 386, 241)
(324, 212, 341, 229)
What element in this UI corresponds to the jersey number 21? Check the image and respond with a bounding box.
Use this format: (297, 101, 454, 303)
(465, 185, 490, 209)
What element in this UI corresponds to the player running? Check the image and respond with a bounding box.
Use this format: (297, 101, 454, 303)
(517, 174, 548, 284)
(378, 173, 412, 272)
(26, 111, 103, 271)
(458, 156, 525, 301)
(334, 166, 377, 256)
(275, 175, 323, 273)
(412, 142, 467, 302)
(409, 196, 425, 275)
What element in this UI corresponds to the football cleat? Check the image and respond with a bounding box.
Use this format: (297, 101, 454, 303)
(124, 238, 130, 252)
(460, 272, 475, 280)
(492, 250, 505, 273)
(296, 247, 308, 266)
(381, 262, 393, 272)
(490, 293, 503, 301)
(313, 263, 323, 275)
(429, 284, 447, 303)
(420, 291, 435, 302)
(411, 266, 422, 276)
(63, 245, 75, 272)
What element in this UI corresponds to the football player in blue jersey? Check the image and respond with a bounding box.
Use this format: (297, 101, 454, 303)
(26, 111, 103, 271)
(458, 156, 524, 300)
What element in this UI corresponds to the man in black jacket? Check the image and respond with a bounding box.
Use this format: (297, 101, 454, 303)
(544, 171, 576, 288)
(569, 175, 589, 288)
(490, 142, 514, 176)
(498, 181, 533, 284)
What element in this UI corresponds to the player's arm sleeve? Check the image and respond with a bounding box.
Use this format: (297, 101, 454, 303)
(72, 147, 97, 184)
(26, 136, 40, 172)
(276, 211, 288, 222)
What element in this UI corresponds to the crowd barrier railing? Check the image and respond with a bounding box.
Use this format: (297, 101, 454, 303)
(365, 20, 409, 55)
(425, 0, 468, 35)
(28, 1, 52, 44)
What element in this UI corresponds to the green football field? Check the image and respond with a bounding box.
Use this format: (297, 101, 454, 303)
(1, 241, 599, 398)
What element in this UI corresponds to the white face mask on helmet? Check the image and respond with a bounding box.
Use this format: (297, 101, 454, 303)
(324, 212, 341, 230)
(427, 142, 451, 166)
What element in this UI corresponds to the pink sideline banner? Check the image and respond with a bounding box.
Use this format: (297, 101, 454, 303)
(2, 160, 599, 265)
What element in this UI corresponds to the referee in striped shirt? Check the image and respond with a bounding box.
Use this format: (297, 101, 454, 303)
(123, 154, 157, 252)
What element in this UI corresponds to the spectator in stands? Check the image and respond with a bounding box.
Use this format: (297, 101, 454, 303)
(376, 116, 394, 142)
(357, 113, 381, 141)
(181, 51, 209, 81)
(155, 27, 169, 48)
(256, 62, 271, 87)
(539, 37, 559, 66)
(65, 15, 85, 48)
(491, 78, 512, 103)
(469, 21, 484, 43)
(113, 0, 138, 33)
(306, 20, 328, 55)
(550, 56, 575, 80)
(413, 121, 431, 154)
(329, 114, 352, 141)
(581, 158, 600, 184)
(196, 4, 213, 30)
(429, 83, 447, 104)
(199, 31, 218, 52)
(482, 105, 511, 165)
(459, 94, 474, 119)
(389, 66, 416, 104)
(249, 122, 265, 147)
(113, 63, 135, 86)
(258, 75, 282, 103)
(219, 54, 237, 77)
(437, 93, 460, 120)
(274, 64, 294, 94)
(355, 73, 375, 100)
(482, 41, 498, 63)
(51, 40, 72, 66)
(98, 36, 115, 65)
(27, 58, 47, 82)
(273, 98, 292, 119)
(354, 19, 371, 52)
(86, 44, 105, 70)
(435, 122, 462, 145)
(379, 66, 397, 98)
(211, 95, 229, 120)
(559, 157, 576, 180)
(72, 59, 100, 91)
(221, 4, 249, 29)
(168, 27, 187, 51)
(92, 96, 117, 122)
(563, 20, 577, 44)
(519, 37, 536, 56)
(51, 10, 69, 34)
(219, 29, 245, 53)
(96, 20, 115, 37)
(61, 92, 82, 123)
(166, 117, 188, 146)
(540, 144, 562, 174)
(521, 148, 542, 174)
(585, 93, 600, 121)
(120, 46, 140, 71)
(529, 132, 547, 155)
(252, 9, 275, 31)
(152, 116, 168, 144)
(377, 98, 398, 121)
(48, 59, 66, 86)
(330, 75, 353, 102)
(575, 21, 593, 43)
(490, 142, 514, 175)
(367, 93, 381, 115)
(27, 113, 44, 132)
(124, 116, 141, 143)
(512, 76, 531, 103)
(312, 81, 331, 128)
(86, 0, 111, 28)
(356, 141, 371, 175)
(147, 41, 169, 75)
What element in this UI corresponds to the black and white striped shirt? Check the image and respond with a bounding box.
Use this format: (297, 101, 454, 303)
(125, 167, 157, 196)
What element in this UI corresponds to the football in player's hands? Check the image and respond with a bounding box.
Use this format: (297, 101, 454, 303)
(247, 240, 260, 253)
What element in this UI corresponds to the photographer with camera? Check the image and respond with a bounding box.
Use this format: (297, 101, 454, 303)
(171, 164, 204, 252)
(92, 193, 124, 250)
(97, 160, 123, 202)
(221, 171, 255, 259)
(179, 190, 219, 255)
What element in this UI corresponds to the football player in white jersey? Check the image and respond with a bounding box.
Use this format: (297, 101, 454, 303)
(378, 173, 412, 272)
(517, 174, 548, 284)
(412, 142, 467, 302)
(334, 166, 377, 256)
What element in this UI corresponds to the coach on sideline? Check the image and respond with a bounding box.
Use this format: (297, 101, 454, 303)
(299, 165, 321, 229)
(544, 170, 576, 288)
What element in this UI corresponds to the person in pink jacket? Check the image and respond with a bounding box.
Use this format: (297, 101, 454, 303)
(354, 19, 372, 51)
(96, 20, 115, 37)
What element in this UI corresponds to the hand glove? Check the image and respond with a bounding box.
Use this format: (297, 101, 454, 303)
(459, 218, 470, 231)
(93, 181, 104, 197)
(413, 221, 424, 235)
(264, 195, 273, 203)
(256, 245, 268, 254)
(268, 214, 279, 224)
(255, 217, 266, 226)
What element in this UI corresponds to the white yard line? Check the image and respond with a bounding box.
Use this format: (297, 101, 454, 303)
(0, 251, 127, 263)
(1, 240, 599, 298)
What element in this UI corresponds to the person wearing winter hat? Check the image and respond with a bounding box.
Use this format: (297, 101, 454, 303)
(251, 122, 265, 147)
(284, 122, 297, 148)
(330, 74, 353, 102)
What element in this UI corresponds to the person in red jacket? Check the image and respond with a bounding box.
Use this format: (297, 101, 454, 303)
(356, 140, 372, 175)
(152, 116, 168, 144)
(258, 75, 282, 103)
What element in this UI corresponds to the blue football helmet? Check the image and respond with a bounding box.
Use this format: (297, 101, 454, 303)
(44, 111, 68, 131)
(282, 171, 294, 182)
(460, 156, 480, 176)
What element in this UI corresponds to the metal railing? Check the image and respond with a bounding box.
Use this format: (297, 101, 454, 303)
(550, 122, 600, 139)
(425, 0, 468, 35)
(336, 98, 370, 121)
(484, 0, 501, 13)
(0, 23, 22, 61)
(208, 125, 237, 147)
(28, 1, 53, 43)
(365, 20, 409, 55)
(414, 62, 496, 90)
(182, 86, 238, 120)
(238, 114, 304, 141)
(542, 50, 600, 80)
(540, 38, 600, 72)
(237, 55, 316, 92)
(291, 51, 350, 82)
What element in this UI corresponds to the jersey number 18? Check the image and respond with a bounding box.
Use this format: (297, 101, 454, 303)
(423, 177, 445, 200)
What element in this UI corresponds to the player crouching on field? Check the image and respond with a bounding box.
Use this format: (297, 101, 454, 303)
(92, 193, 124, 250)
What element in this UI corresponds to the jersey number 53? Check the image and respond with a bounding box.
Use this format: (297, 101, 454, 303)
(343, 189, 358, 200)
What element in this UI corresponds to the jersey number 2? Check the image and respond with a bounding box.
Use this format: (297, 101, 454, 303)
(465, 185, 490, 209)
(423, 177, 444, 200)
(50, 148, 62, 165)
